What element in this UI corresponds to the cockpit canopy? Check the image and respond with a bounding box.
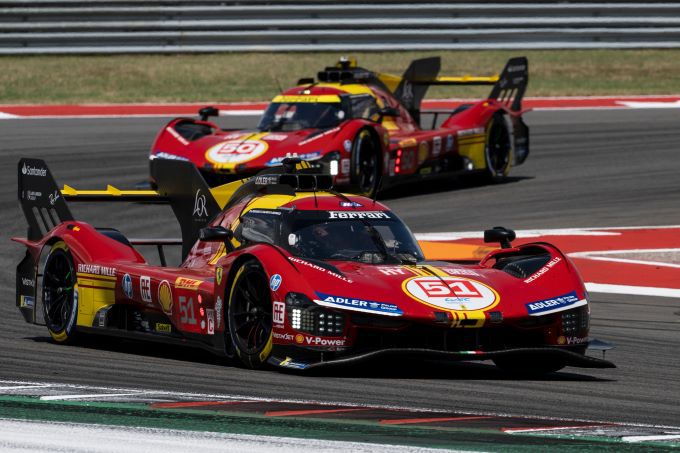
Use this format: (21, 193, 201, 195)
(257, 94, 382, 132)
(234, 208, 424, 264)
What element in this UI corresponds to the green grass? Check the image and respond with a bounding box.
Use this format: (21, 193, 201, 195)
(1, 50, 679, 104)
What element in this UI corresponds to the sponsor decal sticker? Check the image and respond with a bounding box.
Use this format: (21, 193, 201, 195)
(21, 277, 34, 287)
(299, 127, 340, 145)
(175, 276, 203, 290)
(155, 323, 172, 333)
(288, 257, 353, 283)
(417, 141, 429, 164)
(269, 274, 282, 291)
(263, 133, 287, 141)
(403, 276, 499, 311)
(457, 127, 485, 137)
(328, 211, 390, 219)
(206, 309, 215, 334)
(340, 201, 362, 207)
(140, 276, 152, 303)
(343, 139, 352, 152)
(273, 332, 294, 341)
(166, 126, 190, 145)
(399, 138, 417, 148)
(273, 301, 285, 325)
(315, 292, 403, 316)
(525, 291, 586, 316)
(441, 267, 481, 277)
(158, 280, 173, 314)
(122, 273, 133, 299)
(279, 357, 308, 369)
(215, 267, 223, 286)
(77, 264, 116, 277)
(378, 266, 411, 276)
(295, 334, 305, 344)
(20, 295, 35, 308)
(152, 151, 190, 161)
(265, 151, 321, 167)
(341, 158, 350, 175)
(25, 190, 42, 201)
(432, 136, 442, 157)
(566, 336, 588, 345)
(524, 256, 562, 283)
(446, 134, 454, 152)
(21, 163, 47, 177)
(205, 139, 268, 164)
(215, 296, 223, 328)
(300, 335, 346, 347)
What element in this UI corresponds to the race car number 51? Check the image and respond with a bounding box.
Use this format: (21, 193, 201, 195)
(205, 140, 268, 164)
(403, 276, 499, 311)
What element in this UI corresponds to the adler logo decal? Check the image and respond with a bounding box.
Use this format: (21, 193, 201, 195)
(403, 276, 499, 311)
(205, 139, 268, 164)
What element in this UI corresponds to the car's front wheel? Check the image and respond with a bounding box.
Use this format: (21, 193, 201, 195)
(227, 260, 273, 369)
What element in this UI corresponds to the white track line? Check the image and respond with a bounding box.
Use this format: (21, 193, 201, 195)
(585, 283, 680, 298)
(40, 392, 157, 401)
(622, 434, 680, 443)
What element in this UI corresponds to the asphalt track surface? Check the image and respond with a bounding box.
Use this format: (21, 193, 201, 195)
(0, 109, 679, 432)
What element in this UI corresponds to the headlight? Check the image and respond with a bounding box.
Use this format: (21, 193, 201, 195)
(285, 292, 345, 336)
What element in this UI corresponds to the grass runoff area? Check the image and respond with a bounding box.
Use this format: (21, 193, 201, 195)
(1, 50, 679, 104)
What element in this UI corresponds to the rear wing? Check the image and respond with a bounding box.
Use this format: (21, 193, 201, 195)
(385, 56, 528, 121)
(17, 158, 226, 260)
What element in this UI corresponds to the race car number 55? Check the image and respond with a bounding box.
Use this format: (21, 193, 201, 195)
(205, 140, 269, 164)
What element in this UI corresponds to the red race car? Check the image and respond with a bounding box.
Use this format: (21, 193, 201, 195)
(150, 56, 530, 196)
(14, 158, 612, 373)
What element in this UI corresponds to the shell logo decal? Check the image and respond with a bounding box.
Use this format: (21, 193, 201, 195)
(402, 276, 499, 312)
(205, 139, 268, 164)
(158, 280, 173, 314)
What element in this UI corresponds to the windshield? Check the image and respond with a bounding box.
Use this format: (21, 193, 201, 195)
(233, 209, 424, 263)
(258, 102, 347, 131)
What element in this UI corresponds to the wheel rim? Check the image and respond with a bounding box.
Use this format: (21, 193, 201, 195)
(230, 266, 272, 354)
(42, 249, 76, 333)
(487, 118, 511, 175)
(357, 133, 378, 194)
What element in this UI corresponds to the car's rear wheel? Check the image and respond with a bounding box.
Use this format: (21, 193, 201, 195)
(42, 241, 78, 343)
(485, 112, 512, 182)
(351, 129, 381, 197)
(493, 355, 566, 375)
(227, 260, 273, 369)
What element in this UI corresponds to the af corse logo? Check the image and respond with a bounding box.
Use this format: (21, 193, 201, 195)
(193, 189, 208, 218)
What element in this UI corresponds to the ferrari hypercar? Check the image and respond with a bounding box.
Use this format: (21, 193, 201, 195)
(14, 158, 613, 373)
(150, 56, 530, 196)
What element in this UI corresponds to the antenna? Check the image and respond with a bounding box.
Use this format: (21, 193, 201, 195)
(371, 174, 384, 207)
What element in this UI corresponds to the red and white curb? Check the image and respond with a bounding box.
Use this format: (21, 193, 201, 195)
(1, 95, 680, 119)
(416, 225, 680, 298)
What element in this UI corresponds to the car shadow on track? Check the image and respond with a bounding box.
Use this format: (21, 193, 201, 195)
(378, 175, 533, 201)
(299, 357, 614, 382)
(26, 335, 612, 382)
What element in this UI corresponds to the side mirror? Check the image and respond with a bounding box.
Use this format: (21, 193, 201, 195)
(199, 226, 233, 242)
(484, 226, 516, 249)
(199, 106, 219, 121)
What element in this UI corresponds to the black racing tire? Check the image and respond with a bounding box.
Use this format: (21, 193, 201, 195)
(350, 128, 381, 197)
(42, 241, 79, 344)
(493, 355, 566, 375)
(484, 112, 513, 182)
(227, 260, 273, 369)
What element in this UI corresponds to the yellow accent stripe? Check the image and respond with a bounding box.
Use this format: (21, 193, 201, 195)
(272, 95, 341, 103)
(62, 184, 160, 197)
(414, 75, 499, 84)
